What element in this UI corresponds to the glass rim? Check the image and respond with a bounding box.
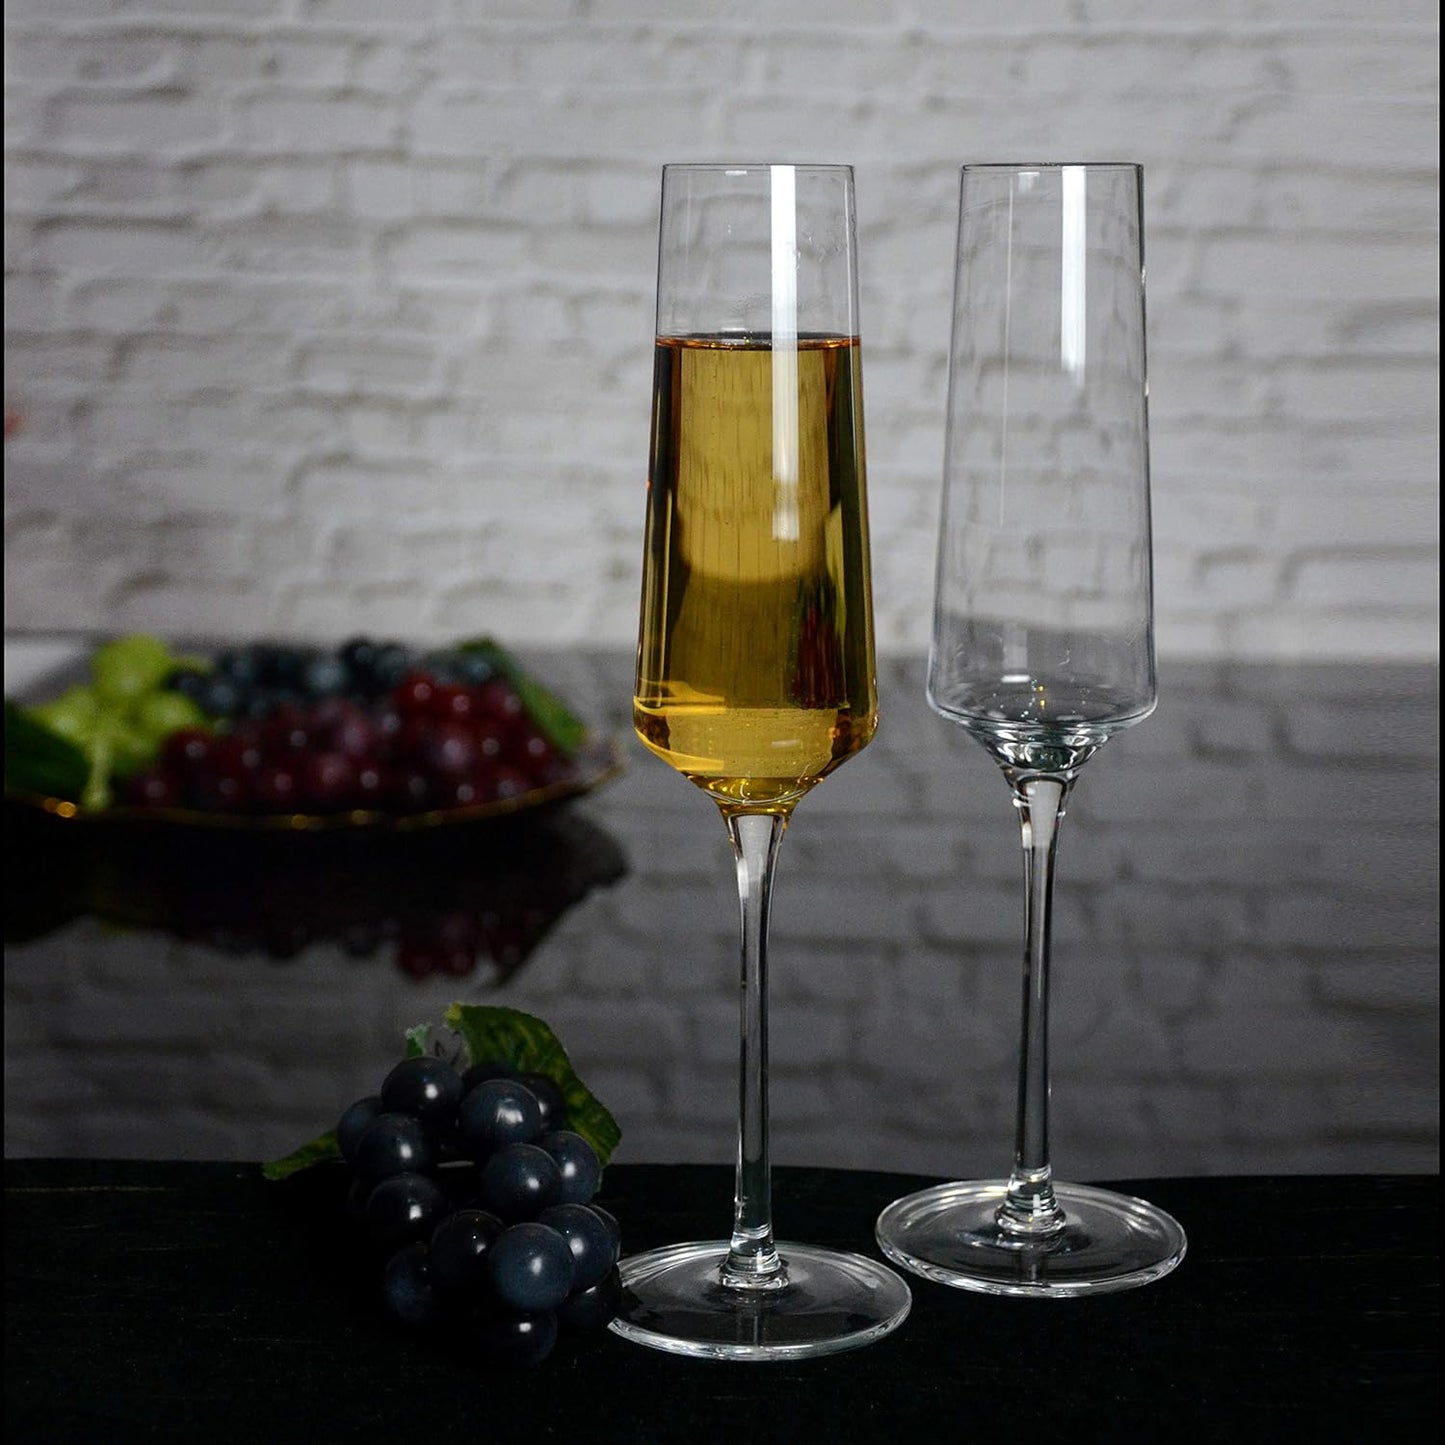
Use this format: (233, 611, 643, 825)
(959, 161, 1142, 175)
(660, 162, 855, 176)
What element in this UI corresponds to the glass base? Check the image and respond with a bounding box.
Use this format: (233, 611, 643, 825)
(875, 1180, 1186, 1298)
(608, 1240, 912, 1361)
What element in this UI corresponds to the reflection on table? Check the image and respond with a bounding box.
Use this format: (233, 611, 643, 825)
(3, 649, 1439, 1179)
(6, 802, 628, 986)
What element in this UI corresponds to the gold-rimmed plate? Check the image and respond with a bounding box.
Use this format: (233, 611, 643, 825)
(5, 734, 626, 834)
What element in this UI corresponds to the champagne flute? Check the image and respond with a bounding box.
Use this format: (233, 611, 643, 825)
(610, 163, 912, 1358)
(875, 163, 1187, 1296)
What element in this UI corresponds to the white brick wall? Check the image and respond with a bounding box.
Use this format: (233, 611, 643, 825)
(3, 1, 1439, 659)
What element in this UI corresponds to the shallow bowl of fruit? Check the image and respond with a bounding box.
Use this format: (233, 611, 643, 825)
(4, 633, 624, 833)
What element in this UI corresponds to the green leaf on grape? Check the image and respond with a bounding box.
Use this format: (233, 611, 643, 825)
(455, 637, 589, 758)
(404, 1023, 430, 1059)
(262, 1129, 342, 1182)
(445, 1003, 621, 1165)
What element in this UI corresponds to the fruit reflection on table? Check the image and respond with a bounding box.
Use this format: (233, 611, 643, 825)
(5, 805, 628, 984)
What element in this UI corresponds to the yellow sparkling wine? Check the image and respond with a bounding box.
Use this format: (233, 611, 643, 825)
(634, 334, 877, 809)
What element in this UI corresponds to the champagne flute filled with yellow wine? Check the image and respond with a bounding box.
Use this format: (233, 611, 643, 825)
(610, 164, 911, 1360)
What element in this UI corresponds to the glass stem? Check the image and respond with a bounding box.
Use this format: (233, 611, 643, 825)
(999, 772, 1073, 1238)
(721, 808, 789, 1287)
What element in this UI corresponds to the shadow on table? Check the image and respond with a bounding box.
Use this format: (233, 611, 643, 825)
(4, 799, 629, 986)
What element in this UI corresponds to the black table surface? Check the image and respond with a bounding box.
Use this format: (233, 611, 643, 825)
(4, 1160, 1437, 1442)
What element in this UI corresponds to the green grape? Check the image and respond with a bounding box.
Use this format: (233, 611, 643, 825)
(91, 634, 176, 704)
(31, 687, 101, 747)
(80, 729, 114, 811)
(23, 635, 210, 810)
(108, 719, 156, 779)
(132, 690, 208, 745)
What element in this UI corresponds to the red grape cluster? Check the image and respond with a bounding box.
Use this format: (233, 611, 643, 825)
(122, 669, 574, 816)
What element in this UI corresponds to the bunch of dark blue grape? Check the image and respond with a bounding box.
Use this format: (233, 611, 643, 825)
(336, 1054, 622, 1367)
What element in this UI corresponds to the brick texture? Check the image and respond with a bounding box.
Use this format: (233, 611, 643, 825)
(2, 1, 1438, 658)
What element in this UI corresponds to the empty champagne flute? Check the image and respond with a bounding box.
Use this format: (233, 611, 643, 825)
(875, 163, 1187, 1296)
(608, 163, 912, 1358)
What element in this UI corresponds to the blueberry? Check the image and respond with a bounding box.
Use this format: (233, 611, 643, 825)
(339, 636, 379, 676)
(476, 1143, 562, 1222)
(538, 1203, 616, 1292)
(515, 1071, 568, 1132)
(337, 1095, 384, 1166)
(166, 667, 210, 702)
(300, 653, 350, 698)
(365, 1171, 451, 1251)
(216, 647, 264, 685)
(236, 690, 279, 720)
(451, 652, 497, 687)
(420, 649, 460, 683)
(535, 1130, 601, 1206)
(251, 685, 300, 717)
(198, 673, 243, 718)
(259, 644, 309, 686)
(382, 1242, 440, 1329)
(371, 643, 414, 693)
(477, 1310, 557, 1368)
(354, 1112, 434, 1185)
(487, 1222, 574, 1313)
(380, 1056, 464, 1131)
(458, 1079, 543, 1157)
(556, 1267, 622, 1333)
(429, 1208, 503, 1296)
